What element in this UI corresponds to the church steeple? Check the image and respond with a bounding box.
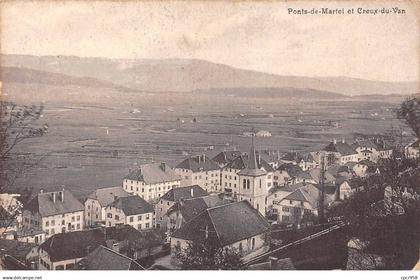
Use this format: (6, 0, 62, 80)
(248, 132, 258, 170)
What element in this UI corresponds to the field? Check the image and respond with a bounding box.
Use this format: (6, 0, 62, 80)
(3, 82, 410, 198)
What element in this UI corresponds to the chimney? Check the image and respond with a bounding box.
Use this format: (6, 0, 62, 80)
(197, 155, 201, 164)
(161, 162, 166, 172)
(61, 188, 65, 202)
(191, 188, 194, 197)
(342, 138, 345, 143)
(52, 192, 56, 203)
(39, 189, 43, 194)
(269, 256, 278, 268)
(202, 154, 206, 163)
(333, 139, 337, 144)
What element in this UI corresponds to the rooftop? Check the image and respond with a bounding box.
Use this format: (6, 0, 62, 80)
(80, 245, 144, 270)
(107, 196, 154, 216)
(172, 200, 270, 247)
(160, 185, 208, 202)
(124, 162, 180, 184)
(176, 155, 220, 172)
(86, 186, 130, 207)
(323, 141, 357, 156)
(24, 190, 84, 217)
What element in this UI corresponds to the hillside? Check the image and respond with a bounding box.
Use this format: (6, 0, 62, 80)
(0, 66, 133, 92)
(1, 54, 418, 96)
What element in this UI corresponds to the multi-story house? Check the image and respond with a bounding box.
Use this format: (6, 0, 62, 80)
(171, 201, 270, 262)
(221, 152, 274, 199)
(155, 185, 208, 229)
(84, 186, 130, 227)
(22, 189, 84, 238)
(175, 155, 221, 193)
(276, 183, 332, 226)
(123, 162, 181, 202)
(322, 139, 359, 165)
(274, 163, 303, 186)
(38, 228, 106, 270)
(352, 138, 393, 162)
(237, 139, 269, 215)
(104, 196, 154, 230)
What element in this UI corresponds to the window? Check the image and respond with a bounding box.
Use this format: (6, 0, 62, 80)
(62, 220, 65, 225)
(51, 228, 55, 234)
(115, 215, 120, 220)
(51, 220, 55, 226)
(146, 223, 150, 228)
(66, 263, 75, 270)
(45, 221, 49, 227)
(77, 224, 80, 229)
(289, 200, 293, 205)
(283, 207, 290, 212)
(77, 215, 80, 221)
(107, 213, 113, 218)
(300, 201, 304, 206)
(146, 214, 150, 220)
(129, 216, 134, 222)
(138, 224, 142, 230)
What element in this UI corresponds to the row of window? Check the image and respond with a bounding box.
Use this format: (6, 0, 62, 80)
(45, 216, 80, 227)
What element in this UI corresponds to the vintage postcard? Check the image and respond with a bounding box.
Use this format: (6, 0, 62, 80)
(0, 0, 419, 276)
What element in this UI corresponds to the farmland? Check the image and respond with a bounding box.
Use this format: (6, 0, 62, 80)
(2, 81, 410, 198)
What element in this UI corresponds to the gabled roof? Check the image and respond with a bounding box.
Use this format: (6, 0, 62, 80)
(212, 151, 242, 167)
(167, 195, 231, 223)
(327, 164, 351, 177)
(0, 239, 36, 261)
(323, 141, 357, 156)
(171, 201, 270, 247)
(296, 168, 335, 184)
(86, 186, 130, 207)
(283, 184, 320, 208)
(40, 229, 106, 262)
(227, 154, 273, 174)
(277, 163, 303, 177)
(24, 190, 84, 217)
(107, 196, 154, 216)
(124, 162, 180, 184)
(160, 185, 208, 202)
(176, 155, 220, 172)
(81, 246, 144, 270)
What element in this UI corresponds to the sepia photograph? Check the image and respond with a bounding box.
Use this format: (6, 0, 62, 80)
(0, 0, 419, 275)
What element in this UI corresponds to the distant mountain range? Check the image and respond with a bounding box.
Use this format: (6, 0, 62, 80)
(1, 54, 418, 96)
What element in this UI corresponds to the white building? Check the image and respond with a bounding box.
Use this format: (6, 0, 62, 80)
(84, 186, 130, 227)
(352, 138, 393, 162)
(22, 189, 84, 238)
(104, 196, 154, 230)
(175, 155, 221, 193)
(123, 162, 181, 202)
(405, 140, 420, 159)
(322, 139, 359, 165)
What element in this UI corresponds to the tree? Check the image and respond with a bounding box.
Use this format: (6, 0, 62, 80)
(396, 96, 420, 139)
(0, 101, 47, 193)
(174, 239, 242, 270)
(0, 101, 47, 234)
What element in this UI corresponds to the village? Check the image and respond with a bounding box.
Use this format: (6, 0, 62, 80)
(1, 130, 419, 270)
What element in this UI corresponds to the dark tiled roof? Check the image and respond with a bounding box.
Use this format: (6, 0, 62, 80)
(160, 185, 208, 202)
(108, 196, 154, 216)
(281, 152, 303, 162)
(247, 257, 295, 270)
(176, 155, 220, 172)
(82, 246, 144, 270)
(86, 186, 130, 207)
(172, 201, 270, 247)
(212, 151, 242, 167)
(296, 168, 335, 183)
(277, 163, 303, 177)
(124, 162, 180, 184)
(167, 195, 231, 223)
(40, 229, 106, 262)
(24, 190, 84, 217)
(323, 142, 357, 156)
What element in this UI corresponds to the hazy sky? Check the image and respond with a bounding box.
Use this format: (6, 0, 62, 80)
(1, 1, 419, 82)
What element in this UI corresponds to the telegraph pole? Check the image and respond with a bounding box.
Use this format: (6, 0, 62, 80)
(318, 153, 326, 224)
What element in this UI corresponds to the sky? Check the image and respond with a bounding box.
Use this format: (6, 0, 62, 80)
(1, 1, 419, 82)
